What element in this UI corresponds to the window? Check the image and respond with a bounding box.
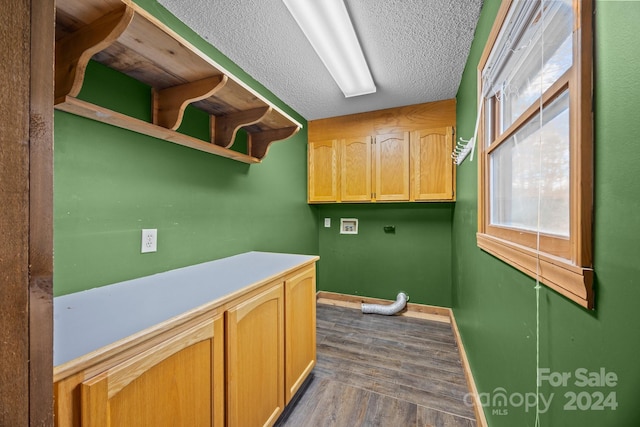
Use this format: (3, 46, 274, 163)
(477, 0, 594, 308)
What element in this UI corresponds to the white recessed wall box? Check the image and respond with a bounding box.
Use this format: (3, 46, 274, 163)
(340, 218, 358, 235)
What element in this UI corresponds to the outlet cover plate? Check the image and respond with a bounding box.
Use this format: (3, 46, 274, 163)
(141, 229, 157, 253)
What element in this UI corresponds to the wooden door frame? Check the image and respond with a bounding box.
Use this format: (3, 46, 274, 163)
(1, 0, 54, 425)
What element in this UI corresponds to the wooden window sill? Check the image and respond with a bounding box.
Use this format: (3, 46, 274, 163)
(477, 233, 593, 309)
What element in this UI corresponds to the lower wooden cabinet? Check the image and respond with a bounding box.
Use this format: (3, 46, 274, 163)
(284, 266, 317, 403)
(54, 314, 225, 427)
(80, 317, 224, 427)
(226, 283, 285, 427)
(53, 260, 317, 427)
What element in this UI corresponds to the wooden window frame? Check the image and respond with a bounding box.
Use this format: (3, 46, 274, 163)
(477, 0, 594, 308)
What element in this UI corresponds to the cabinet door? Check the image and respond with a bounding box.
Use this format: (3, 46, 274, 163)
(226, 283, 285, 427)
(340, 136, 372, 201)
(80, 316, 224, 427)
(411, 127, 454, 201)
(375, 132, 410, 201)
(284, 266, 316, 403)
(308, 139, 339, 202)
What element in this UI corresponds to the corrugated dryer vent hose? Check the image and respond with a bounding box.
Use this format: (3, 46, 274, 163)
(361, 292, 408, 315)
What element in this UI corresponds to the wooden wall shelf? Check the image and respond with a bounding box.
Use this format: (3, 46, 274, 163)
(54, 0, 302, 163)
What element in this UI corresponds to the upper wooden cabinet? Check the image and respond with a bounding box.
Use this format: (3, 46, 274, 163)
(310, 135, 412, 202)
(308, 140, 338, 202)
(307, 101, 456, 203)
(376, 132, 410, 201)
(341, 136, 372, 202)
(54, 0, 302, 163)
(411, 127, 455, 201)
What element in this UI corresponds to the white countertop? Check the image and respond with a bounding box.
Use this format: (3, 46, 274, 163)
(54, 251, 318, 367)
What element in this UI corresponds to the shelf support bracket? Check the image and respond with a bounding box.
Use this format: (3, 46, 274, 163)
(152, 75, 228, 131)
(249, 127, 300, 159)
(212, 107, 272, 148)
(55, 6, 134, 103)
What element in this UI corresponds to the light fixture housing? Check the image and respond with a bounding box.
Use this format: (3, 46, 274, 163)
(282, 0, 376, 98)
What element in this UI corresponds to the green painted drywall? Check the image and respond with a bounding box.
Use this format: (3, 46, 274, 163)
(53, 2, 317, 296)
(316, 203, 453, 306)
(453, 1, 640, 425)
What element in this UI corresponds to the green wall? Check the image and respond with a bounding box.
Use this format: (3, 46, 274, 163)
(53, 1, 317, 296)
(316, 204, 453, 306)
(453, 1, 640, 426)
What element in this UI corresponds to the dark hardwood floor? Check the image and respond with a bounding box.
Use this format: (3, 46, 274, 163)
(276, 302, 476, 427)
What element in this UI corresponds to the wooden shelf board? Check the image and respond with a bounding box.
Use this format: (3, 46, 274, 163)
(101, 12, 217, 88)
(55, 96, 261, 164)
(192, 79, 270, 119)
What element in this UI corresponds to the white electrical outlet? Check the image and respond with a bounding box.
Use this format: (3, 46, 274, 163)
(141, 229, 157, 253)
(324, 218, 331, 228)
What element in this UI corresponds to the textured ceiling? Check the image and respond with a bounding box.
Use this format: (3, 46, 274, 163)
(158, 0, 483, 121)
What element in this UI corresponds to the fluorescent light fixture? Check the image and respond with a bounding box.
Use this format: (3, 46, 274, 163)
(282, 0, 376, 98)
